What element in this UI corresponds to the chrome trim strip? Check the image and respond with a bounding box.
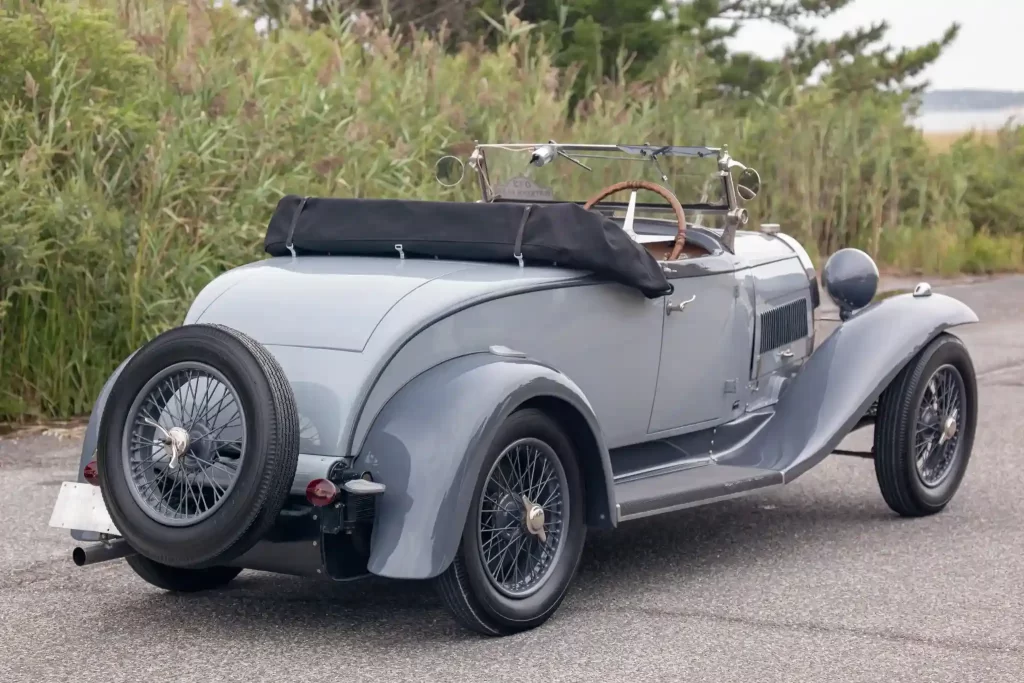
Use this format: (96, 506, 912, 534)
(616, 482, 785, 522)
(612, 456, 713, 484)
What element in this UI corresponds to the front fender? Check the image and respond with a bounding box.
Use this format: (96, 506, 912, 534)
(736, 291, 978, 479)
(70, 351, 136, 541)
(356, 353, 614, 580)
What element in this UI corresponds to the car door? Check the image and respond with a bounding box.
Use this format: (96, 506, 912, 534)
(648, 264, 749, 434)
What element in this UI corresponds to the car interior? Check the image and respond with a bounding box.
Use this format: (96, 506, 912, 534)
(604, 214, 723, 261)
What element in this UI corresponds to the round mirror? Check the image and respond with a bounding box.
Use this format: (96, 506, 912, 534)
(435, 155, 465, 187)
(737, 167, 761, 200)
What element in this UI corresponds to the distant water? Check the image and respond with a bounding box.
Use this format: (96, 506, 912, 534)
(911, 106, 1024, 133)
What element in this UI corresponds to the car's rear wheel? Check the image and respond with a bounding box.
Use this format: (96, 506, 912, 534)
(96, 324, 299, 569)
(874, 333, 977, 516)
(434, 408, 586, 636)
(126, 555, 242, 593)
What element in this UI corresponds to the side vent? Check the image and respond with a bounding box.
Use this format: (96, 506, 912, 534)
(759, 298, 809, 354)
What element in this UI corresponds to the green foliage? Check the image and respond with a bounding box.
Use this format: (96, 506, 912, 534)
(251, 1, 958, 100)
(943, 126, 1024, 236)
(0, 3, 164, 419)
(0, 1, 1021, 422)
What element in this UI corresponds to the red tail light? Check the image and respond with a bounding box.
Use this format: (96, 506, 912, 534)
(83, 460, 99, 486)
(305, 478, 338, 507)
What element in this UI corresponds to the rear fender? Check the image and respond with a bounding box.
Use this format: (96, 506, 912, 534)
(355, 353, 614, 580)
(730, 291, 978, 478)
(70, 352, 136, 542)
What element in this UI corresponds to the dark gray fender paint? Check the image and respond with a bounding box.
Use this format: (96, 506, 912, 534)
(70, 353, 136, 542)
(720, 291, 978, 478)
(356, 353, 615, 580)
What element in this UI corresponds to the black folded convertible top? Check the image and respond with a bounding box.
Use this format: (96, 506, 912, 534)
(264, 195, 672, 298)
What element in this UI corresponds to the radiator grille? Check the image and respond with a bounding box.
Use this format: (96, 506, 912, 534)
(759, 298, 809, 354)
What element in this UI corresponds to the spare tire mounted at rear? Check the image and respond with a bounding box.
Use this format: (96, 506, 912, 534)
(95, 324, 300, 569)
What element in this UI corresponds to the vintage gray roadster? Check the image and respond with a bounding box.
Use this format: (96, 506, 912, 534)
(49, 141, 979, 636)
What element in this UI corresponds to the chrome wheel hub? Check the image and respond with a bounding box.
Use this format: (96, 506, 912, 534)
(939, 411, 958, 445)
(523, 495, 547, 544)
(165, 426, 190, 469)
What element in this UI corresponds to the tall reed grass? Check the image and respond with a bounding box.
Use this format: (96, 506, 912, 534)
(1, 0, 1022, 421)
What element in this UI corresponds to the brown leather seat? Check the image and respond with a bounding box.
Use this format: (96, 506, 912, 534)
(643, 240, 707, 261)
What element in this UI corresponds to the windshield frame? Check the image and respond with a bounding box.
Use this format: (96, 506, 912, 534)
(470, 142, 734, 213)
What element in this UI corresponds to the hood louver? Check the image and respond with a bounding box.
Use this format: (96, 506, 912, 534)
(759, 298, 809, 354)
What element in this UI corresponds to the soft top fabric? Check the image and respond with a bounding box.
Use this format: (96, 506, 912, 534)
(264, 195, 672, 298)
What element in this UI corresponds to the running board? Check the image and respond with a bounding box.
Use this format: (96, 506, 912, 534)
(614, 463, 783, 522)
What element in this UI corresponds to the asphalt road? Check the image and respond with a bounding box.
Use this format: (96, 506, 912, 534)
(3, 275, 1024, 682)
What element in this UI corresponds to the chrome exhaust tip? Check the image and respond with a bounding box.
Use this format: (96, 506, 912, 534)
(72, 539, 135, 566)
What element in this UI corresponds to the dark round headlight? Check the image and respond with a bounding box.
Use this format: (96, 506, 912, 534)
(821, 248, 879, 318)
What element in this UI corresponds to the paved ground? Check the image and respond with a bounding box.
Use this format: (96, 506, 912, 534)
(2, 275, 1024, 682)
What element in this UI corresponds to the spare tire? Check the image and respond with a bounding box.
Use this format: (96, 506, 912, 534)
(96, 323, 299, 569)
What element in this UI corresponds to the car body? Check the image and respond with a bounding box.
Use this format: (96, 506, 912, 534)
(49, 142, 980, 635)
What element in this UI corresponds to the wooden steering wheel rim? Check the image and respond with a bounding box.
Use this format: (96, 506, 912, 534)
(582, 179, 687, 261)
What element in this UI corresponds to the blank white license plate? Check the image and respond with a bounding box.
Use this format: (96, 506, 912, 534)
(49, 482, 121, 536)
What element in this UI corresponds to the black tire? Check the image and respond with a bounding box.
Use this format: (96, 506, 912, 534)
(433, 408, 586, 636)
(126, 554, 242, 593)
(96, 324, 300, 569)
(874, 333, 977, 517)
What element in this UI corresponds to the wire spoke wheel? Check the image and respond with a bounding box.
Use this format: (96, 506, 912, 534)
(913, 364, 965, 488)
(98, 324, 298, 568)
(477, 437, 568, 598)
(874, 334, 977, 518)
(121, 361, 247, 527)
(434, 409, 586, 635)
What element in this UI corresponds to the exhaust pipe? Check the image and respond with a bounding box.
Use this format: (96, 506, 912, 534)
(72, 539, 136, 566)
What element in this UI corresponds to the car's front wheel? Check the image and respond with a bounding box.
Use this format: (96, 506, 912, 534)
(434, 408, 586, 636)
(874, 333, 978, 516)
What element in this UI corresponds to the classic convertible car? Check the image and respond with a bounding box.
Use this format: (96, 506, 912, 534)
(49, 141, 978, 636)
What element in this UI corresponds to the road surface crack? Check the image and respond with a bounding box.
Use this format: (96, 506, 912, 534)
(587, 604, 1022, 655)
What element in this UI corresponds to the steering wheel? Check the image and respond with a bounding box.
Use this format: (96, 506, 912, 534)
(583, 180, 687, 261)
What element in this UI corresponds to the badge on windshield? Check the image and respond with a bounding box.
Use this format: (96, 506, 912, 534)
(493, 175, 554, 202)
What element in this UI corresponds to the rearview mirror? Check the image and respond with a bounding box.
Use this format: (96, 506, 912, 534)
(435, 155, 465, 187)
(737, 167, 761, 200)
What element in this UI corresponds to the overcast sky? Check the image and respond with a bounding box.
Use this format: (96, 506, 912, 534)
(724, 0, 1022, 91)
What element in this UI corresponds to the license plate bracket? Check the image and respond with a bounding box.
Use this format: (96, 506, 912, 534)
(49, 482, 121, 536)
